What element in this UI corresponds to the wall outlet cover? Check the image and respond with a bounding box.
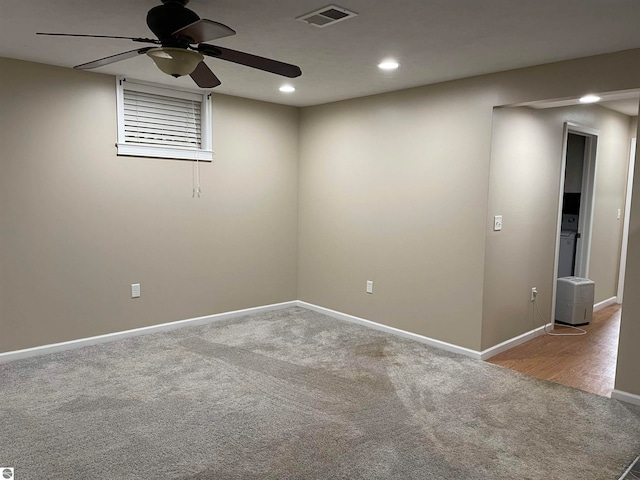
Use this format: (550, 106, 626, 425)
(366, 280, 373, 294)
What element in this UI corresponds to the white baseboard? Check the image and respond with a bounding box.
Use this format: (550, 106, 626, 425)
(0, 300, 553, 364)
(296, 301, 556, 362)
(611, 389, 640, 406)
(0, 301, 297, 364)
(479, 323, 552, 361)
(594, 296, 618, 312)
(296, 303, 640, 406)
(5, 300, 638, 407)
(296, 301, 484, 360)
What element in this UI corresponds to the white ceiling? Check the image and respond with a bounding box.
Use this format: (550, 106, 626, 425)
(3, 0, 640, 107)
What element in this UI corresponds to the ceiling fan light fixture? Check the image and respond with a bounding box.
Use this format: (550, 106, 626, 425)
(146, 47, 203, 77)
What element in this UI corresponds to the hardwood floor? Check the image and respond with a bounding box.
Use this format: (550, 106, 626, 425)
(487, 304, 621, 397)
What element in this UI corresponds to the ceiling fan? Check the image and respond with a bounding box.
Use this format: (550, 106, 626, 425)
(37, 0, 302, 88)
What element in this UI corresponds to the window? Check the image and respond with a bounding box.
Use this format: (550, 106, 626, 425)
(116, 77, 213, 161)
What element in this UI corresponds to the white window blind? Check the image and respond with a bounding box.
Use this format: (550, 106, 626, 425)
(116, 78, 213, 161)
(123, 89, 201, 148)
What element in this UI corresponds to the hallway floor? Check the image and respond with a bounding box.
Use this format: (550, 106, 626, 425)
(487, 303, 621, 397)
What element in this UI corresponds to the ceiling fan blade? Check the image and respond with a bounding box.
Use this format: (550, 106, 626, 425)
(74, 47, 154, 70)
(190, 61, 221, 88)
(172, 19, 235, 44)
(198, 44, 302, 78)
(37, 32, 160, 45)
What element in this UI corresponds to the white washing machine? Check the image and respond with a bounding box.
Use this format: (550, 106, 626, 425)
(558, 231, 577, 277)
(558, 214, 579, 277)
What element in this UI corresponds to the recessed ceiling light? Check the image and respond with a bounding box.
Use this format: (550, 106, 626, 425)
(579, 94, 602, 104)
(378, 60, 399, 71)
(279, 85, 295, 93)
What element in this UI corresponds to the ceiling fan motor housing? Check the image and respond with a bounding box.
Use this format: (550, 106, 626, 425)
(147, 0, 199, 46)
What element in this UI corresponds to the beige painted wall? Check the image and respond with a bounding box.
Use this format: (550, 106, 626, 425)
(298, 85, 493, 350)
(0, 58, 299, 353)
(482, 105, 631, 349)
(590, 110, 634, 303)
(617, 114, 640, 394)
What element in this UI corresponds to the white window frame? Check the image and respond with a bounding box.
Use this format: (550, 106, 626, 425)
(116, 76, 213, 161)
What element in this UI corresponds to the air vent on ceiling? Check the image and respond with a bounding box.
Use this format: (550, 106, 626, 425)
(297, 5, 357, 28)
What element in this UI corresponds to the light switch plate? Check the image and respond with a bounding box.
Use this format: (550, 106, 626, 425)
(131, 283, 141, 298)
(494, 215, 503, 231)
(366, 280, 373, 294)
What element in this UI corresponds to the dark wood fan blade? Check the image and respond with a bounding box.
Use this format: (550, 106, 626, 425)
(172, 19, 235, 44)
(74, 47, 154, 70)
(190, 61, 221, 88)
(37, 33, 160, 44)
(198, 44, 302, 78)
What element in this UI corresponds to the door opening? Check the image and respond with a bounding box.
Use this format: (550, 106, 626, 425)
(551, 123, 599, 322)
(557, 133, 585, 278)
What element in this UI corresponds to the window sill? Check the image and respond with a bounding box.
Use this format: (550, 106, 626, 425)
(116, 143, 213, 161)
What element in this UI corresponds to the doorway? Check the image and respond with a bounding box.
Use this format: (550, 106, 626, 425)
(485, 94, 638, 398)
(551, 123, 599, 321)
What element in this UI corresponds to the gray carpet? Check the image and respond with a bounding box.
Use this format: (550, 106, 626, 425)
(1, 307, 639, 479)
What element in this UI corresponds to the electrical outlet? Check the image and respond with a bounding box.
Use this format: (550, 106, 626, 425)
(530, 287, 537, 302)
(366, 280, 373, 294)
(131, 283, 141, 298)
(493, 215, 503, 231)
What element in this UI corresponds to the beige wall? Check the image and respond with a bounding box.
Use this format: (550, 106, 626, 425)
(616, 113, 638, 394)
(590, 109, 634, 303)
(0, 58, 299, 352)
(617, 114, 640, 394)
(298, 85, 493, 350)
(482, 105, 631, 349)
